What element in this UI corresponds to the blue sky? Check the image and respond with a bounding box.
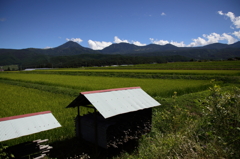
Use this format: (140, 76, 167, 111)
(0, 0, 240, 50)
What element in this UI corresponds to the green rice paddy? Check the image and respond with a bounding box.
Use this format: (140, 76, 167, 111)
(0, 73, 212, 97)
(0, 61, 239, 157)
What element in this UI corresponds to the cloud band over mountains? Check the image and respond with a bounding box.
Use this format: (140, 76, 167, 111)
(66, 11, 240, 50)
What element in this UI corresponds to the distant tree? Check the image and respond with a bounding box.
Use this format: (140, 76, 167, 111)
(235, 57, 240, 60)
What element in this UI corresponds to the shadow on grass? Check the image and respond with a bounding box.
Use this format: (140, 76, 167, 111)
(49, 137, 139, 159)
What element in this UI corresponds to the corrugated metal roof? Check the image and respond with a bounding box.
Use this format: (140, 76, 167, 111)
(0, 111, 61, 142)
(69, 87, 160, 119)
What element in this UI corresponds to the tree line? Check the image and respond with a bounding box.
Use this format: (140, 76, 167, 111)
(34, 54, 189, 68)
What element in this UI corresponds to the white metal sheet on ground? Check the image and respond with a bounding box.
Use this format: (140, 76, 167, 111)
(0, 111, 61, 142)
(83, 87, 160, 118)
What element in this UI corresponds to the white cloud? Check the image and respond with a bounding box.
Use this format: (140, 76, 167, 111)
(114, 36, 129, 43)
(203, 33, 224, 43)
(114, 36, 147, 46)
(87, 36, 147, 50)
(188, 37, 207, 47)
(218, 11, 224, 15)
(233, 30, 240, 38)
(161, 12, 166, 16)
(132, 41, 146, 46)
(66, 38, 83, 43)
(170, 41, 185, 47)
(150, 38, 186, 47)
(150, 38, 169, 45)
(88, 40, 112, 50)
(43, 46, 52, 49)
(218, 11, 240, 29)
(188, 32, 237, 47)
(230, 25, 235, 29)
(222, 33, 238, 44)
(150, 32, 238, 48)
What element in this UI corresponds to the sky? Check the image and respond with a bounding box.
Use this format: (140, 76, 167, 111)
(0, 0, 240, 50)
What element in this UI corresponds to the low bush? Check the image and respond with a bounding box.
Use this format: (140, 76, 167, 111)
(198, 84, 240, 158)
(118, 84, 240, 159)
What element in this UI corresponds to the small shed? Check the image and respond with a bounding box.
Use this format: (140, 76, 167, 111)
(67, 87, 160, 149)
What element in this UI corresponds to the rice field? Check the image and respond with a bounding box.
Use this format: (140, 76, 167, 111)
(0, 61, 239, 153)
(0, 71, 213, 145)
(26, 67, 240, 82)
(0, 82, 77, 145)
(0, 73, 212, 97)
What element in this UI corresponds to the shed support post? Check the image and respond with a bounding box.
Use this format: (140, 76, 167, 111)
(94, 108, 98, 155)
(77, 106, 81, 139)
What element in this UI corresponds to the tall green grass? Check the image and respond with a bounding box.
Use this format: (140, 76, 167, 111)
(0, 83, 88, 146)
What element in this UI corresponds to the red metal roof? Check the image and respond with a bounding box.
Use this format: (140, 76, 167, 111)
(0, 111, 51, 122)
(81, 87, 141, 94)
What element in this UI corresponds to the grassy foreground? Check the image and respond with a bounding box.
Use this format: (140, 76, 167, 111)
(117, 84, 240, 159)
(0, 61, 240, 158)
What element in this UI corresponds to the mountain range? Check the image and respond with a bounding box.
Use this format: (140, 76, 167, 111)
(100, 42, 240, 54)
(0, 41, 240, 68)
